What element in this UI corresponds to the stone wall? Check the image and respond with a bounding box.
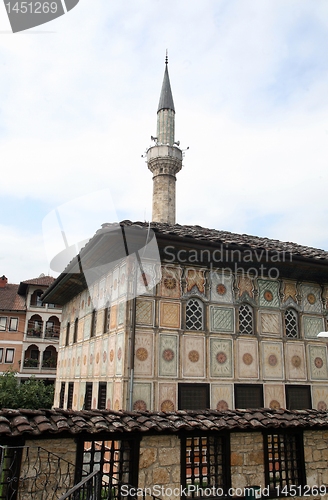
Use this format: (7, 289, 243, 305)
(304, 429, 328, 493)
(138, 434, 180, 500)
(230, 432, 265, 489)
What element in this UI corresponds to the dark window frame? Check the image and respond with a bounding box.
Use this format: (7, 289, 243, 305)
(0, 317, 7, 331)
(178, 383, 210, 410)
(67, 382, 74, 409)
(84, 382, 93, 410)
(59, 382, 65, 409)
(238, 303, 254, 335)
(284, 308, 299, 339)
(65, 322, 70, 346)
(180, 431, 231, 498)
(234, 384, 264, 409)
(98, 382, 107, 410)
(9, 317, 18, 332)
(263, 429, 306, 497)
(5, 348, 14, 363)
(90, 309, 97, 338)
(186, 298, 204, 331)
(73, 318, 78, 343)
(285, 385, 311, 410)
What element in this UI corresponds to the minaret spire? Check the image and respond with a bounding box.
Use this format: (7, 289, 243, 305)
(147, 54, 183, 225)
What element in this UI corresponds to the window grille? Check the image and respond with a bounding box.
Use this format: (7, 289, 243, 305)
(264, 431, 305, 496)
(104, 304, 111, 334)
(84, 383, 93, 410)
(77, 438, 139, 498)
(285, 385, 311, 410)
(98, 383, 107, 410)
(186, 299, 203, 331)
(67, 382, 74, 409)
(284, 309, 299, 338)
(90, 310, 97, 338)
(235, 384, 263, 409)
(65, 322, 70, 346)
(59, 382, 65, 409)
(181, 434, 231, 498)
(238, 304, 254, 334)
(179, 384, 209, 410)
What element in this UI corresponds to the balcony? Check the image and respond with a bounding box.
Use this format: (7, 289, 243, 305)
(23, 358, 39, 368)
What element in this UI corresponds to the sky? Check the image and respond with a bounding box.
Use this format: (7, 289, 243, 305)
(1, 0, 328, 283)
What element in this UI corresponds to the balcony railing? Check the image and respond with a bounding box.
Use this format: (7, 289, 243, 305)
(23, 358, 39, 368)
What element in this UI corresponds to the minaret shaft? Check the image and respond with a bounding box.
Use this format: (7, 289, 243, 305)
(147, 58, 182, 225)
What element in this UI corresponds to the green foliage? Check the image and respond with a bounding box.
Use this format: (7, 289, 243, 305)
(0, 371, 54, 410)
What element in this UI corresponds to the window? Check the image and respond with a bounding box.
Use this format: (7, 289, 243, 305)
(179, 384, 209, 410)
(234, 384, 263, 409)
(186, 299, 203, 331)
(90, 309, 97, 338)
(67, 382, 74, 409)
(30, 290, 44, 307)
(27, 315, 43, 337)
(5, 349, 14, 363)
(84, 383, 93, 410)
(0, 317, 7, 331)
(181, 434, 231, 498)
(284, 309, 299, 338)
(59, 383, 65, 409)
(238, 304, 254, 334)
(77, 438, 139, 498)
(264, 430, 305, 496)
(0, 348, 3, 363)
(103, 304, 111, 334)
(98, 382, 107, 410)
(65, 322, 70, 346)
(73, 318, 78, 343)
(9, 318, 18, 331)
(285, 385, 311, 410)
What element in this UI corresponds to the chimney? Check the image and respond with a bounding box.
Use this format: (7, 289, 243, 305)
(0, 276, 8, 288)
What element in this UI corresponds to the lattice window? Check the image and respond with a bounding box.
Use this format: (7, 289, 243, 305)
(67, 382, 74, 409)
(90, 310, 97, 338)
(73, 318, 78, 343)
(264, 431, 305, 495)
(239, 304, 254, 334)
(84, 383, 93, 410)
(235, 384, 263, 409)
(285, 385, 311, 410)
(186, 299, 203, 331)
(181, 434, 230, 497)
(98, 383, 107, 410)
(78, 438, 139, 498)
(103, 304, 111, 333)
(59, 382, 65, 409)
(65, 322, 70, 346)
(179, 384, 209, 410)
(284, 309, 299, 338)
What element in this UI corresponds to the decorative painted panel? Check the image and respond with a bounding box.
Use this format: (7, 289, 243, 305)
(118, 302, 125, 325)
(119, 264, 128, 297)
(78, 382, 85, 411)
(185, 268, 206, 296)
(308, 344, 328, 380)
(160, 266, 182, 298)
(263, 384, 285, 409)
(87, 342, 95, 378)
(159, 334, 178, 377)
(69, 345, 77, 378)
(98, 278, 106, 309)
(134, 332, 153, 377)
(301, 284, 322, 313)
(237, 276, 254, 299)
(101, 337, 109, 376)
(312, 385, 328, 410)
(159, 301, 181, 329)
(236, 339, 259, 379)
(262, 342, 284, 380)
(158, 383, 177, 412)
(106, 382, 113, 410)
(259, 311, 281, 336)
(210, 273, 233, 303)
(258, 280, 280, 308)
(210, 306, 234, 333)
(83, 315, 91, 340)
(136, 299, 154, 326)
(107, 335, 115, 377)
(113, 382, 123, 411)
(182, 336, 205, 378)
(285, 343, 307, 380)
(75, 345, 82, 378)
(93, 338, 102, 377)
(132, 383, 152, 411)
(303, 316, 325, 339)
(137, 263, 158, 296)
(110, 305, 117, 330)
(112, 268, 119, 301)
(282, 281, 297, 304)
(81, 343, 89, 378)
(211, 384, 233, 410)
(323, 287, 328, 310)
(209, 338, 233, 378)
(115, 333, 124, 376)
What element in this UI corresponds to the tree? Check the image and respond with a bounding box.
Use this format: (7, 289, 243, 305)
(0, 371, 54, 410)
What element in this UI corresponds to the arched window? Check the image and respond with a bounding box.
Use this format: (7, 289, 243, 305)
(27, 315, 43, 337)
(186, 298, 203, 331)
(45, 316, 60, 338)
(284, 309, 299, 338)
(238, 304, 254, 335)
(30, 290, 44, 307)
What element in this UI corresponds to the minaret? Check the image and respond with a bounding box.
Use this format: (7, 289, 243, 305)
(147, 54, 182, 225)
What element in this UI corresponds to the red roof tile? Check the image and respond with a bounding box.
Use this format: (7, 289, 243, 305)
(0, 284, 25, 311)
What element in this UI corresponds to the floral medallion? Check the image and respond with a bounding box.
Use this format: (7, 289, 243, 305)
(318, 401, 327, 410)
(216, 284, 227, 296)
(269, 400, 280, 409)
(136, 347, 148, 361)
(161, 400, 175, 412)
(164, 277, 177, 290)
(291, 355, 301, 368)
(315, 357, 323, 369)
(117, 347, 122, 361)
(188, 350, 200, 363)
(216, 351, 227, 364)
(264, 290, 273, 302)
(133, 400, 147, 411)
(307, 293, 316, 305)
(243, 353, 253, 365)
(162, 349, 174, 362)
(268, 354, 278, 366)
(109, 349, 114, 362)
(216, 400, 228, 411)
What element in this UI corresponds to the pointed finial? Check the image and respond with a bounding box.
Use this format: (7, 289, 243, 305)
(165, 49, 168, 65)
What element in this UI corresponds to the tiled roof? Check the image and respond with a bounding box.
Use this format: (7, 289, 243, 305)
(1, 408, 328, 438)
(119, 221, 328, 261)
(21, 276, 55, 287)
(0, 284, 25, 311)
